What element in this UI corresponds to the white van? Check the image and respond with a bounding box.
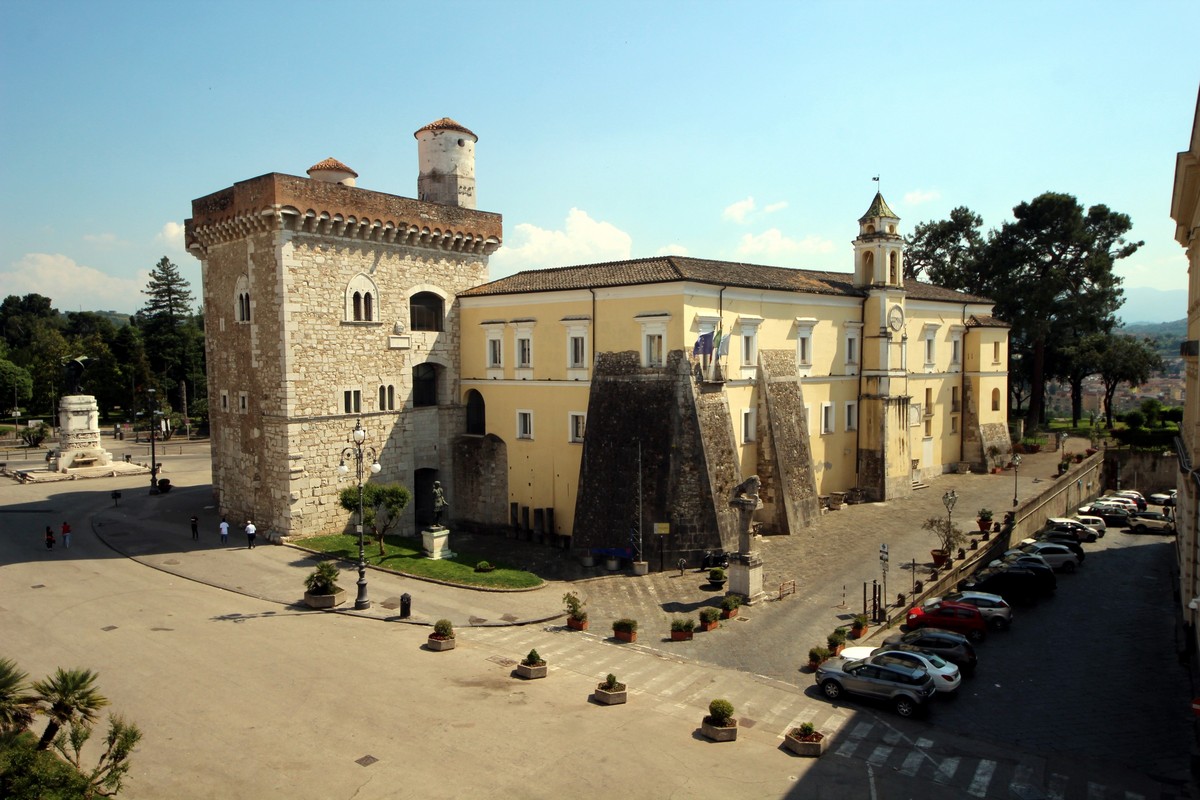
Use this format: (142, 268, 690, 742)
(1072, 515, 1106, 537)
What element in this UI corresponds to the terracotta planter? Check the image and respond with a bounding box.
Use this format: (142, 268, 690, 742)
(721, 608, 739, 620)
(931, 549, 950, 567)
(426, 635, 456, 651)
(849, 625, 867, 639)
(593, 686, 627, 705)
(784, 731, 826, 757)
(303, 588, 346, 609)
(977, 519, 991, 531)
(701, 718, 738, 742)
(516, 662, 547, 679)
(614, 629, 637, 643)
(567, 617, 589, 631)
(670, 630, 694, 641)
(699, 620, 719, 632)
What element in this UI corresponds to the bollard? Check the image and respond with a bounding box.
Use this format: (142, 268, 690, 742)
(111, 491, 121, 507)
(400, 593, 411, 619)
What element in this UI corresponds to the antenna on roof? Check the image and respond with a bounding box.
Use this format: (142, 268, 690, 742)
(872, 175, 881, 192)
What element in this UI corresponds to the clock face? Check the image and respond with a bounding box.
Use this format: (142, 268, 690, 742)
(888, 306, 904, 331)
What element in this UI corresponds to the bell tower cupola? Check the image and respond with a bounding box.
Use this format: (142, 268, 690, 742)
(853, 192, 903, 288)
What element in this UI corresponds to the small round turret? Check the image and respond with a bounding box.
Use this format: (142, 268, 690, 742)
(414, 117, 477, 208)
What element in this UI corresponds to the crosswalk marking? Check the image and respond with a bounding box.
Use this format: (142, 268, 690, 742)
(934, 756, 960, 784)
(834, 738, 860, 758)
(867, 744, 892, 766)
(899, 749, 925, 777)
(882, 728, 903, 745)
(967, 759, 996, 797)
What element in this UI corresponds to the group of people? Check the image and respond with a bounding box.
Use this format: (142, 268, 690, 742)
(210, 516, 256, 548)
(43, 521, 70, 550)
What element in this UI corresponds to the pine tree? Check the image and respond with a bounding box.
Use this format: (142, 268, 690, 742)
(135, 257, 199, 401)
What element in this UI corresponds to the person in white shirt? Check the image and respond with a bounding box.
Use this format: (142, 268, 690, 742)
(245, 520, 257, 549)
(219, 517, 230, 545)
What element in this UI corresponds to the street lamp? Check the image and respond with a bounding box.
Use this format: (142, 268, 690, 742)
(1011, 453, 1022, 508)
(147, 389, 160, 494)
(339, 419, 381, 610)
(942, 488, 957, 535)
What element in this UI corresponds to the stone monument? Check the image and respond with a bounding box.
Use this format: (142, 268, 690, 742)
(53, 395, 114, 472)
(421, 480, 455, 559)
(728, 475, 766, 605)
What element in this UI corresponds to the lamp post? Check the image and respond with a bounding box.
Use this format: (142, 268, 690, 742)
(147, 389, 160, 494)
(942, 488, 957, 536)
(339, 419, 381, 610)
(1011, 453, 1022, 508)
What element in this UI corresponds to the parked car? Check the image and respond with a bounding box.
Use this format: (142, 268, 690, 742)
(961, 565, 1048, 605)
(1149, 490, 1177, 507)
(840, 646, 962, 695)
(1072, 514, 1107, 537)
(1024, 534, 1085, 562)
(1114, 490, 1147, 510)
(925, 591, 1013, 631)
(881, 628, 978, 675)
(1097, 495, 1138, 512)
(1128, 511, 1175, 534)
(1012, 542, 1081, 572)
(1077, 505, 1132, 528)
(1042, 517, 1098, 543)
(905, 601, 988, 642)
(814, 656, 936, 717)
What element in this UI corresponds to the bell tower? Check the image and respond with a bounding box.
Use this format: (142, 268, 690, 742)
(853, 192, 904, 288)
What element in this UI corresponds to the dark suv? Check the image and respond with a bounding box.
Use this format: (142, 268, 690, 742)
(881, 628, 978, 675)
(814, 656, 936, 717)
(963, 564, 1053, 604)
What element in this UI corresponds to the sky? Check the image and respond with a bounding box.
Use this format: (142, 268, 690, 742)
(0, 1, 1195, 324)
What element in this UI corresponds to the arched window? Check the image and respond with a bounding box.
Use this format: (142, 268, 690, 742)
(410, 292, 444, 331)
(379, 385, 387, 409)
(378, 384, 396, 411)
(862, 251, 875, 283)
(889, 252, 898, 283)
(465, 389, 485, 435)
(234, 275, 250, 322)
(413, 363, 439, 407)
(345, 274, 379, 322)
(991, 387, 1001, 412)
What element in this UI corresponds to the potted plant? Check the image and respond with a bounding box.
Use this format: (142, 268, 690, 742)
(593, 673, 627, 705)
(720, 594, 742, 619)
(849, 614, 869, 639)
(807, 646, 830, 670)
(1058, 459, 1071, 475)
(826, 628, 847, 656)
(563, 591, 588, 631)
(986, 444, 1002, 473)
(670, 618, 696, 641)
(708, 567, 727, 589)
(427, 618, 456, 651)
(976, 508, 993, 531)
(698, 607, 721, 632)
(701, 698, 737, 742)
(303, 561, 346, 609)
(922, 516, 967, 566)
(783, 722, 826, 757)
(516, 648, 546, 680)
(613, 618, 638, 643)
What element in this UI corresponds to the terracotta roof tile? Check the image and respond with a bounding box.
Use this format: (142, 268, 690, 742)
(414, 117, 477, 139)
(307, 157, 358, 177)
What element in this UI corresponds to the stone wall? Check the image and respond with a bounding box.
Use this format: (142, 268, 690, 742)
(757, 350, 820, 533)
(452, 433, 509, 532)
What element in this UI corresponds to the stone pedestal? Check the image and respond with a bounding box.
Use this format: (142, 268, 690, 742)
(730, 479, 767, 605)
(422, 526, 455, 560)
(729, 555, 765, 605)
(53, 395, 113, 472)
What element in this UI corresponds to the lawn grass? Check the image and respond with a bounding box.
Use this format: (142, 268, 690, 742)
(300, 534, 543, 589)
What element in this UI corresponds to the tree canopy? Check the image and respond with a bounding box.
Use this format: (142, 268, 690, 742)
(339, 482, 412, 556)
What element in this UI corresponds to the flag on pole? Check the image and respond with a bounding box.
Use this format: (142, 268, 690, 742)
(717, 330, 730, 356)
(693, 331, 714, 356)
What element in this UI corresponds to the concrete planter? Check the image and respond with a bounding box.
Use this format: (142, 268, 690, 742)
(783, 732, 825, 757)
(701, 718, 738, 742)
(593, 686, 627, 705)
(426, 635, 456, 651)
(516, 662, 547, 679)
(303, 589, 346, 609)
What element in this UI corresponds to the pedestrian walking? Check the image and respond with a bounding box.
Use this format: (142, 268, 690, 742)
(245, 520, 257, 549)
(44, 526, 55, 550)
(219, 517, 230, 545)
(190, 515, 199, 541)
(61, 521, 71, 549)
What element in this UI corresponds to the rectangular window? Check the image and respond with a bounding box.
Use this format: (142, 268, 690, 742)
(220, 391, 229, 411)
(924, 417, 932, 438)
(645, 334, 664, 367)
(741, 331, 757, 367)
(925, 337, 935, 364)
(742, 408, 756, 443)
(846, 334, 857, 365)
(488, 338, 502, 368)
(569, 412, 586, 443)
(569, 335, 586, 369)
(238, 392, 248, 413)
(924, 387, 933, 413)
(993, 341, 1001, 363)
(845, 401, 858, 431)
(517, 336, 532, 369)
(950, 415, 959, 433)
(517, 410, 533, 440)
(798, 335, 811, 366)
(951, 386, 960, 413)
(821, 402, 834, 434)
(343, 390, 361, 414)
(951, 338, 961, 365)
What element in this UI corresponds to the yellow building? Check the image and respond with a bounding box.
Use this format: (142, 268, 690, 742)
(459, 194, 1009, 561)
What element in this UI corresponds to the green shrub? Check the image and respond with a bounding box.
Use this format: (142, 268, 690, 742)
(304, 561, 341, 595)
(798, 722, 815, 737)
(708, 698, 734, 725)
(808, 646, 830, 663)
(978, 507, 993, 521)
(562, 591, 587, 621)
(474, 560, 494, 572)
(709, 567, 726, 582)
(433, 619, 455, 639)
(852, 614, 868, 629)
(699, 607, 721, 623)
(671, 618, 696, 632)
(600, 673, 624, 691)
(613, 618, 637, 633)
(827, 629, 846, 650)
(720, 595, 742, 611)
(522, 649, 544, 666)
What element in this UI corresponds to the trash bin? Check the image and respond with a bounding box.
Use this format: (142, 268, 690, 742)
(400, 593, 411, 619)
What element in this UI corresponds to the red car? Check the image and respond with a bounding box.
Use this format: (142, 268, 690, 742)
(906, 601, 987, 642)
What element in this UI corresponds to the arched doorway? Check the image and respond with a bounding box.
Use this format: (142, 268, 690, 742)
(466, 389, 486, 435)
(414, 468, 439, 528)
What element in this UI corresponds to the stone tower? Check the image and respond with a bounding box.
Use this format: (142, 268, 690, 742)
(185, 119, 502, 539)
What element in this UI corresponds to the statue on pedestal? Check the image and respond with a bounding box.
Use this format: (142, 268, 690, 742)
(432, 481, 448, 528)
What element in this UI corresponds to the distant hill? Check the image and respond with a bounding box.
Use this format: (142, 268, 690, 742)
(1117, 287, 1186, 325)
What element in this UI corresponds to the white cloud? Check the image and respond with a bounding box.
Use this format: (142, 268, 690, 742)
(82, 232, 123, 247)
(722, 197, 756, 224)
(0, 253, 147, 312)
(903, 189, 941, 206)
(656, 243, 688, 256)
(764, 201, 789, 214)
(488, 208, 632, 276)
(735, 229, 835, 259)
(157, 221, 186, 250)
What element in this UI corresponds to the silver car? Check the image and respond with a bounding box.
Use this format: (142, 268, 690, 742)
(1013, 542, 1081, 573)
(1129, 511, 1175, 534)
(814, 656, 935, 717)
(928, 591, 1013, 631)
